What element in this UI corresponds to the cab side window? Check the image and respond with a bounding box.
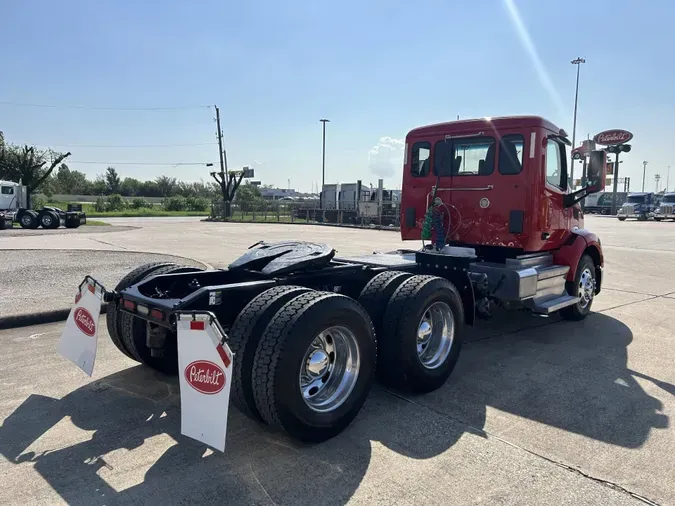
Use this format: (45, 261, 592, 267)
(410, 142, 431, 177)
(545, 139, 566, 189)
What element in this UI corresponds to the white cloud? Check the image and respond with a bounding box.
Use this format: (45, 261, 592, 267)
(368, 136, 404, 179)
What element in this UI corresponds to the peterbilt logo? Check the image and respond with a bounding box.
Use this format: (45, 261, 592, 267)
(184, 360, 225, 394)
(593, 129, 633, 145)
(74, 307, 96, 336)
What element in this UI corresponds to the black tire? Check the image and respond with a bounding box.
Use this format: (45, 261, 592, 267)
(357, 270, 412, 339)
(252, 291, 377, 443)
(380, 275, 464, 393)
(106, 262, 176, 359)
(19, 211, 38, 229)
(40, 211, 60, 229)
(228, 285, 313, 422)
(654, 217, 663, 222)
(617, 217, 626, 221)
(120, 264, 204, 374)
(120, 264, 202, 375)
(560, 254, 596, 321)
(65, 218, 80, 229)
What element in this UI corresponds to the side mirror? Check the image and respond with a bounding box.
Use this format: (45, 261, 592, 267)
(586, 150, 606, 193)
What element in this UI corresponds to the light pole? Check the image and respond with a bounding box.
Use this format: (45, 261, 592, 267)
(642, 161, 648, 192)
(570, 57, 586, 185)
(320, 119, 330, 189)
(667, 166, 671, 192)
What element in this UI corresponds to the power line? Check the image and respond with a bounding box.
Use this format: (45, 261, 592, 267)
(29, 142, 218, 148)
(0, 100, 212, 111)
(69, 160, 214, 166)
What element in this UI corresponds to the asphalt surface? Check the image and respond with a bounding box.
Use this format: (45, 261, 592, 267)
(0, 224, 137, 236)
(0, 216, 673, 505)
(0, 250, 208, 322)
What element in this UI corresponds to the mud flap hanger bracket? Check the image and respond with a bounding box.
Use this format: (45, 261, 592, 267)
(78, 276, 116, 303)
(175, 310, 230, 346)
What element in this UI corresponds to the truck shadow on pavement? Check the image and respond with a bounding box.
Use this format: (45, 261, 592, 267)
(0, 311, 672, 506)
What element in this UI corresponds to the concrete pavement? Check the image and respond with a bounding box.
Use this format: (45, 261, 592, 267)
(0, 250, 208, 326)
(0, 311, 667, 506)
(0, 216, 673, 504)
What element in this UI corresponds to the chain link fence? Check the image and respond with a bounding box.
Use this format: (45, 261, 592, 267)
(210, 200, 401, 229)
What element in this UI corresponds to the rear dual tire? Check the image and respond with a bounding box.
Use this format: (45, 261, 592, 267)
(40, 211, 60, 229)
(107, 262, 204, 374)
(378, 275, 464, 393)
(250, 291, 377, 443)
(228, 285, 313, 422)
(358, 272, 464, 393)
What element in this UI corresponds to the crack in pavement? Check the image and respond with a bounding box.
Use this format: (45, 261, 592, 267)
(450, 294, 672, 504)
(380, 387, 662, 506)
(90, 238, 128, 249)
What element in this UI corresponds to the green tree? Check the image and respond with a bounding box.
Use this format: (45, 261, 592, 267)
(235, 183, 262, 204)
(156, 175, 177, 197)
(120, 177, 142, 196)
(0, 144, 71, 208)
(139, 180, 162, 197)
(55, 163, 89, 194)
(105, 166, 121, 194)
(92, 175, 107, 195)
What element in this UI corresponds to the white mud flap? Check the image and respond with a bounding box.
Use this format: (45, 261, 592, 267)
(58, 281, 103, 376)
(176, 312, 233, 452)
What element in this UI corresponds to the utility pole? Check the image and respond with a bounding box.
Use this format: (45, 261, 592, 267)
(655, 174, 661, 192)
(210, 105, 246, 218)
(642, 161, 648, 192)
(570, 57, 586, 185)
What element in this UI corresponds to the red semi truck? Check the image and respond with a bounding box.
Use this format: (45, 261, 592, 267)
(60, 115, 606, 449)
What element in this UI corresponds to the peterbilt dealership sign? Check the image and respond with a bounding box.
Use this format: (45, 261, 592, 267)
(593, 129, 633, 145)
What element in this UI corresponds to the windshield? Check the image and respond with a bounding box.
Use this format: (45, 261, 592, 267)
(626, 195, 645, 203)
(661, 195, 675, 203)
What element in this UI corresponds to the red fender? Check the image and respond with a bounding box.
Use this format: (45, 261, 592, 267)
(552, 228, 604, 292)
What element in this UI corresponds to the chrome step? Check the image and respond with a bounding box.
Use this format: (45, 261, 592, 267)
(535, 264, 570, 281)
(528, 294, 579, 314)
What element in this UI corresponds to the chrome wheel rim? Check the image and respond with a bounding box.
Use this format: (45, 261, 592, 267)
(417, 302, 455, 369)
(43, 215, 52, 226)
(579, 268, 595, 309)
(299, 326, 360, 413)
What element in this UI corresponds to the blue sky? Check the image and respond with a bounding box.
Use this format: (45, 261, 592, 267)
(2, 0, 674, 192)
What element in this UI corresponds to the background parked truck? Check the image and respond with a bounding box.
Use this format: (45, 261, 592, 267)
(0, 180, 86, 229)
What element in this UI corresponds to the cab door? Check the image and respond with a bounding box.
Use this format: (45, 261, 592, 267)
(542, 137, 568, 246)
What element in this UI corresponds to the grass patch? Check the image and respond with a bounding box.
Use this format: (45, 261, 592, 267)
(87, 210, 208, 217)
(42, 201, 208, 218)
(208, 215, 308, 224)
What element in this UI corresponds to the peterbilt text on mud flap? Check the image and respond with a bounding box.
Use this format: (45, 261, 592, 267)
(59, 116, 606, 451)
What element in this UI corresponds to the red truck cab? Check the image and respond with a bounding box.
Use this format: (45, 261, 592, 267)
(400, 115, 605, 310)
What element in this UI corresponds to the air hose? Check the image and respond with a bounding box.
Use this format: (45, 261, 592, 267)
(421, 178, 448, 250)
